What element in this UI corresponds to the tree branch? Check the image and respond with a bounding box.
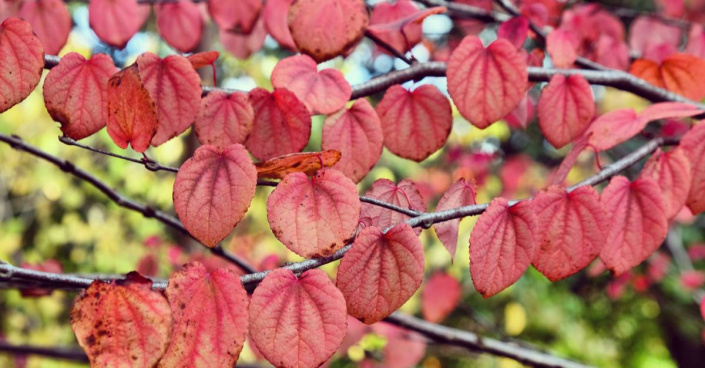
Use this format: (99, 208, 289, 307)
(0, 341, 89, 363)
(364, 29, 414, 65)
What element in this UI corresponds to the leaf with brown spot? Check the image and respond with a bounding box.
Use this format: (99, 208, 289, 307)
(106, 64, 158, 152)
(255, 150, 341, 180)
(360, 179, 426, 236)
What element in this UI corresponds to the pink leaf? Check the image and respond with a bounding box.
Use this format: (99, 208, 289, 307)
(173, 144, 257, 247)
(244, 87, 311, 161)
(271, 54, 352, 115)
(641, 147, 691, 219)
(368, 0, 423, 54)
(447, 36, 528, 129)
(549, 135, 591, 186)
(547, 28, 578, 68)
(371, 323, 426, 368)
(421, 272, 461, 323)
(194, 91, 254, 148)
(599, 176, 668, 275)
(680, 122, 705, 214)
(503, 93, 535, 130)
(680, 270, 705, 290)
(594, 35, 630, 71)
(336, 224, 424, 324)
(469, 198, 538, 297)
(208, 0, 261, 34)
(17, 0, 70, 55)
(106, 64, 158, 152)
(43, 53, 117, 140)
(537, 74, 595, 148)
(219, 17, 267, 59)
(262, 0, 296, 50)
(629, 16, 682, 56)
(267, 168, 361, 258)
(321, 99, 383, 183)
(497, 16, 529, 49)
(360, 179, 426, 235)
(88, 0, 150, 49)
(433, 178, 477, 258)
(686, 24, 705, 58)
(155, 0, 203, 53)
(532, 185, 607, 281)
(0, 17, 43, 114)
(249, 268, 347, 368)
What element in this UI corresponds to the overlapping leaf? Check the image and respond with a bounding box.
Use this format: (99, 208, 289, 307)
(641, 147, 691, 219)
(267, 168, 360, 258)
(17, 0, 70, 55)
(255, 150, 341, 179)
(630, 54, 705, 101)
(498, 16, 529, 49)
(194, 91, 254, 148)
(368, 0, 423, 54)
(88, 0, 150, 49)
(433, 178, 477, 258)
(537, 74, 595, 148)
(336, 224, 424, 324)
(43, 52, 117, 140)
(173, 144, 257, 247)
(155, 0, 203, 53)
(106, 64, 158, 152)
(628, 16, 682, 56)
(360, 179, 426, 235)
(262, 0, 296, 50)
(208, 0, 261, 33)
(219, 17, 267, 59)
(249, 268, 347, 368)
(680, 122, 705, 214)
(0, 17, 43, 114)
(421, 272, 461, 323)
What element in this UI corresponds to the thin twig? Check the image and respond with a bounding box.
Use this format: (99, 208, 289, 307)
(364, 29, 414, 65)
(0, 341, 89, 363)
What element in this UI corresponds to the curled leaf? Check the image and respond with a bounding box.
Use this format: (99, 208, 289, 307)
(89, 0, 150, 49)
(17, 0, 70, 55)
(106, 64, 158, 152)
(0, 17, 44, 114)
(255, 150, 341, 180)
(433, 178, 477, 258)
(641, 147, 691, 219)
(361, 179, 426, 235)
(187, 51, 219, 69)
(194, 91, 254, 148)
(537, 74, 595, 149)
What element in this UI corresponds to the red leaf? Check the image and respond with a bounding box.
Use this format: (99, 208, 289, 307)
(0, 17, 43, 114)
(208, 0, 261, 34)
(70, 273, 172, 368)
(469, 198, 538, 297)
(194, 91, 254, 148)
(447, 36, 528, 129)
(88, 0, 150, 49)
(271, 54, 352, 115)
(546, 28, 578, 68)
(641, 147, 691, 219)
(43, 53, 117, 140)
(370, 323, 427, 368)
(263, 0, 296, 50)
(599, 176, 668, 275)
(255, 150, 341, 179)
(549, 136, 590, 186)
(155, 0, 203, 53)
(360, 179, 426, 236)
(249, 268, 347, 368)
(186, 51, 219, 69)
(267, 168, 361, 258)
(159, 262, 249, 368)
(628, 16, 682, 56)
(219, 17, 267, 59)
(421, 272, 461, 323)
(244, 87, 311, 161)
(497, 16, 529, 49)
(630, 54, 705, 101)
(368, 0, 423, 54)
(106, 64, 158, 152)
(532, 185, 607, 281)
(503, 93, 535, 130)
(681, 122, 705, 214)
(537, 74, 595, 148)
(376, 84, 452, 162)
(594, 35, 630, 71)
(321, 99, 383, 183)
(434, 178, 476, 258)
(336, 224, 424, 324)
(288, 0, 369, 63)
(17, 0, 70, 55)
(173, 144, 257, 247)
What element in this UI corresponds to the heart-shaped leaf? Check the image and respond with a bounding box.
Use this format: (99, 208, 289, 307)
(360, 178, 426, 235)
(106, 64, 158, 152)
(17, 0, 70, 55)
(0, 17, 44, 114)
(641, 147, 691, 219)
(263, 0, 296, 50)
(88, 0, 150, 49)
(434, 178, 477, 258)
(155, 0, 203, 53)
(537, 74, 595, 148)
(680, 122, 705, 214)
(194, 91, 254, 148)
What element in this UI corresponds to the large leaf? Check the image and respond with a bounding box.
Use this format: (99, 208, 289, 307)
(208, 0, 261, 33)
(173, 144, 257, 247)
(360, 178, 426, 235)
(249, 268, 347, 368)
(137, 53, 202, 146)
(376, 84, 452, 162)
(194, 91, 254, 148)
(532, 185, 607, 281)
(0, 17, 43, 114)
(288, 0, 368, 62)
(17, 0, 70, 55)
(245, 87, 311, 161)
(255, 150, 341, 180)
(421, 272, 461, 323)
(630, 54, 705, 101)
(263, 0, 296, 50)
(219, 17, 267, 59)
(336, 224, 424, 324)
(641, 147, 691, 219)
(271, 54, 351, 115)
(43, 52, 117, 140)
(447, 36, 528, 129)
(469, 198, 537, 297)
(537, 74, 595, 148)
(680, 122, 705, 214)
(267, 168, 360, 258)
(106, 64, 158, 152)
(599, 176, 668, 275)
(546, 28, 578, 68)
(368, 0, 423, 54)
(155, 0, 203, 53)
(88, 0, 150, 49)
(433, 178, 477, 258)
(70, 273, 172, 368)
(158, 262, 249, 368)
(322, 99, 383, 183)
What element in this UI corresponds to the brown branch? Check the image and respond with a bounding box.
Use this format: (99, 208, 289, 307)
(364, 29, 414, 65)
(0, 341, 89, 363)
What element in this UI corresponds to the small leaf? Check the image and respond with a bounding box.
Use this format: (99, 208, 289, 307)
(186, 51, 219, 69)
(249, 268, 347, 368)
(321, 99, 383, 183)
(208, 0, 261, 33)
(267, 168, 360, 258)
(376, 84, 452, 162)
(503, 93, 535, 130)
(158, 262, 249, 368)
(497, 16, 529, 49)
(680, 122, 705, 214)
(532, 185, 607, 281)
(447, 36, 528, 129)
(336, 224, 424, 324)
(470, 198, 538, 297)
(194, 91, 254, 148)
(546, 28, 578, 68)
(641, 147, 691, 219)
(421, 272, 461, 323)
(263, 0, 296, 50)
(17, 0, 70, 55)
(173, 144, 257, 247)
(136, 53, 203, 146)
(360, 179, 426, 235)
(245, 87, 311, 161)
(106, 64, 158, 152)
(368, 0, 423, 54)
(599, 176, 668, 275)
(0, 17, 43, 114)
(271, 54, 351, 115)
(537, 74, 595, 149)
(88, 0, 150, 49)
(71, 272, 172, 368)
(630, 54, 705, 101)
(288, 0, 369, 62)
(433, 178, 477, 258)
(219, 17, 267, 59)
(371, 323, 427, 368)
(686, 24, 705, 58)
(43, 53, 117, 140)
(255, 150, 341, 180)
(155, 0, 203, 53)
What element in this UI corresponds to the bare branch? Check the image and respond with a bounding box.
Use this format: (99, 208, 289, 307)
(0, 341, 89, 363)
(364, 30, 414, 65)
